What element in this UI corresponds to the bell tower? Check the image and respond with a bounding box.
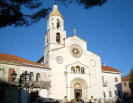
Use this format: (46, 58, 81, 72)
(44, 4, 66, 65)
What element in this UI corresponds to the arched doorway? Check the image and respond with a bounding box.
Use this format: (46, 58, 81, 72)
(70, 78, 88, 101)
(74, 83, 82, 101)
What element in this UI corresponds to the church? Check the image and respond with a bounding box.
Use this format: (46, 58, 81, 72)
(0, 4, 122, 103)
(38, 4, 122, 102)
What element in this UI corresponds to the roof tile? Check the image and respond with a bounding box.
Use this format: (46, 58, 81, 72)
(0, 53, 45, 67)
(121, 74, 130, 81)
(101, 65, 121, 73)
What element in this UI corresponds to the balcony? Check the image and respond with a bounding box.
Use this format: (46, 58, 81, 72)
(28, 81, 51, 89)
(0, 76, 51, 89)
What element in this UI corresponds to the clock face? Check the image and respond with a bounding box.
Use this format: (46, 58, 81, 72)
(70, 44, 82, 58)
(56, 56, 63, 64)
(90, 59, 96, 67)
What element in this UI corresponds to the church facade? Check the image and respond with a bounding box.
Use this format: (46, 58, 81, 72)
(0, 4, 122, 103)
(38, 4, 122, 102)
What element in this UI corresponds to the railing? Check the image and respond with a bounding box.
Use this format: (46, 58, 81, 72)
(29, 81, 51, 89)
(0, 76, 51, 89)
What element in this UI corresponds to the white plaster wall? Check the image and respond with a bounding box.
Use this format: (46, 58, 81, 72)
(102, 72, 122, 100)
(47, 35, 104, 100)
(40, 89, 48, 98)
(20, 66, 50, 82)
(47, 16, 64, 31)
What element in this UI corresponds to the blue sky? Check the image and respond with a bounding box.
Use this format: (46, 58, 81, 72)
(0, 0, 133, 76)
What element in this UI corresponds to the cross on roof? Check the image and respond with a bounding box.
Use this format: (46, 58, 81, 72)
(73, 28, 76, 36)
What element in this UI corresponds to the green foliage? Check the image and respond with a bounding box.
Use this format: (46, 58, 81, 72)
(129, 68, 133, 94)
(0, 0, 107, 28)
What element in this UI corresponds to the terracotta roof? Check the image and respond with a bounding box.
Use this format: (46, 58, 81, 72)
(101, 65, 121, 73)
(49, 4, 63, 18)
(0, 53, 46, 67)
(37, 56, 44, 63)
(121, 74, 130, 81)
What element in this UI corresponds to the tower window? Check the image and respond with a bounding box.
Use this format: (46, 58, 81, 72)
(56, 32, 60, 43)
(103, 92, 106, 97)
(57, 19, 60, 29)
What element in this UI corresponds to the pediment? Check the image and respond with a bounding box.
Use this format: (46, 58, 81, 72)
(66, 35, 86, 43)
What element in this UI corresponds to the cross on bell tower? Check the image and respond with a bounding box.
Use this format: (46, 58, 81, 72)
(73, 28, 76, 36)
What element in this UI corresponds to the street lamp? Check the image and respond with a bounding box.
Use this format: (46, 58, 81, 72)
(12, 71, 30, 103)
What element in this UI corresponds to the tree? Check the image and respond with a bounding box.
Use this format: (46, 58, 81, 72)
(129, 68, 133, 95)
(0, 0, 107, 28)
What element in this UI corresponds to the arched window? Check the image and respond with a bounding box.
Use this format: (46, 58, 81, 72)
(36, 73, 41, 81)
(81, 67, 85, 74)
(76, 65, 80, 73)
(29, 72, 34, 81)
(56, 32, 60, 43)
(71, 66, 75, 73)
(57, 19, 60, 29)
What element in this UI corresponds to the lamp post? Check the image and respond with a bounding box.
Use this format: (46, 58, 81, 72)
(12, 71, 30, 103)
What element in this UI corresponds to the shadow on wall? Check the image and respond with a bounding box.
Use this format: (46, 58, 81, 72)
(0, 80, 59, 103)
(0, 80, 18, 103)
(0, 80, 35, 103)
(115, 83, 122, 99)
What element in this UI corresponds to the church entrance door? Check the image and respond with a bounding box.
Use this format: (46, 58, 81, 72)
(70, 78, 88, 101)
(74, 89, 82, 102)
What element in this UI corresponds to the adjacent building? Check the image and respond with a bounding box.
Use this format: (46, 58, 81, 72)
(121, 74, 131, 95)
(0, 54, 50, 103)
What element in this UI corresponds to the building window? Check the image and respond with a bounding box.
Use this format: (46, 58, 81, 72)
(115, 90, 117, 95)
(115, 77, 118, 82)
(81, 67, 85, 74)
(76, 65, 80, 73)
(71, 65, 85, 74)
(103, 92, 106, 97)
(36, 73, 41, 81)
(102, 76, 104, 83)
(29, 72, 34, 81)
(71, 66, 85, 74)
(109, 91, 112, 97)
(56, 32, 60, 43)
(57, 19, 60, 29)
(124, 82, 126, 86)
(71, 66, 75, 73)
